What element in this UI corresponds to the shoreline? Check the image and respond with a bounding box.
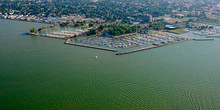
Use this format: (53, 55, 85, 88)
(0, 18, 53, 24)
(1, 18, 193, 55)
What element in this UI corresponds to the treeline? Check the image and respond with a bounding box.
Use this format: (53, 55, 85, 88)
(148, 21, 167, 30)
(108, 24, 139, 36)
(87, 24, 139, 36)
(30, 24, 58, 33)
(196, 25, 214, 30)
(60, 21, 94, 27)
(38, 24, 58, 31)
(195, 18, 220, 23)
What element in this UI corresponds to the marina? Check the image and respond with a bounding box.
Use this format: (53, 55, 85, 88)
(71, 32, 188, 49)
(116, 38, 191, 55)
(39, 29, 88, 39)
(62, 32, 191, 55)
(192, 26, 220, 36)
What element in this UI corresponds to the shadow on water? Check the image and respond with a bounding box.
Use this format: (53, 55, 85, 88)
(21, 33, 31, 35)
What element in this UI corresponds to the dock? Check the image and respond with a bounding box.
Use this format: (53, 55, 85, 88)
(65, 39, 118, 52)
(116, 38, 191, 55)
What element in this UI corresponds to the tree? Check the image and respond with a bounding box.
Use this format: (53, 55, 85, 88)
(87, 29, 97, 35)
(60, 22, 69, 27)
(74, 23, 80, 27)
(201, 26, 205, 30)
(98, 25, 105, 31)
(38, 28, 42, 32)
(89, 23, 94, 27)
(30, 28, 36, 33)
(54, 24, 58, 27)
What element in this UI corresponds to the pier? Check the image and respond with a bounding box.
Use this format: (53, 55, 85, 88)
(116, 38, 191, 55)
(65, 39, 118, 52)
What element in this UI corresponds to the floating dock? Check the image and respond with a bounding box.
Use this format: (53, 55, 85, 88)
(65, 39, 118, 52)
(116, 38, 191, 55)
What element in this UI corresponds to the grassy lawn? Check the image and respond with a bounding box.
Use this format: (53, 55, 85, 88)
(167, 29, 188, 34)
(195, 18, 220, 23)
(178, 17, 196, 22)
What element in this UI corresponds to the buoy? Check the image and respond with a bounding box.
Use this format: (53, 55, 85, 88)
(95, 56, 98, 59)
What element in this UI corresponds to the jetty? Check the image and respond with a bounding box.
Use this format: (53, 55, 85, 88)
(116, 38, 191, 55)
(65, 39, 118, 52)
(206, 36, 220, 38)
(192, 39, 214, 41)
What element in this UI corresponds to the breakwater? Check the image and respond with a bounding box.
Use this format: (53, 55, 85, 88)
(192, 39, 214, 41)
(206, 36, 220, 38)
(65, 39, 118, 52)
(116, 38, 191, 55)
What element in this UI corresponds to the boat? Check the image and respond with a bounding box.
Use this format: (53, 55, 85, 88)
(152, 43, 160, 46)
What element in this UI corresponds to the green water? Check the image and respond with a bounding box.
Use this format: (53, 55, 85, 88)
(1, 19, 220, 110)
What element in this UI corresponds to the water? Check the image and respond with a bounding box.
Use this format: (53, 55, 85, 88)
(1, 19, 220, 109)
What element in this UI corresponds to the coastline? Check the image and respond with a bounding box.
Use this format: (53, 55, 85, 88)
(0, 18, 53, 24)
(0, 18, 193, 55)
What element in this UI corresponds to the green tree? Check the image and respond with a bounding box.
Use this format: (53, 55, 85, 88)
(30, 28, 36, 33)
(60, 22, 69, 27)
(38, 28, 42, 32)
(74, 23, 80, 27)
(89, 23, 94, 27)
(98, 25, 105, 31)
